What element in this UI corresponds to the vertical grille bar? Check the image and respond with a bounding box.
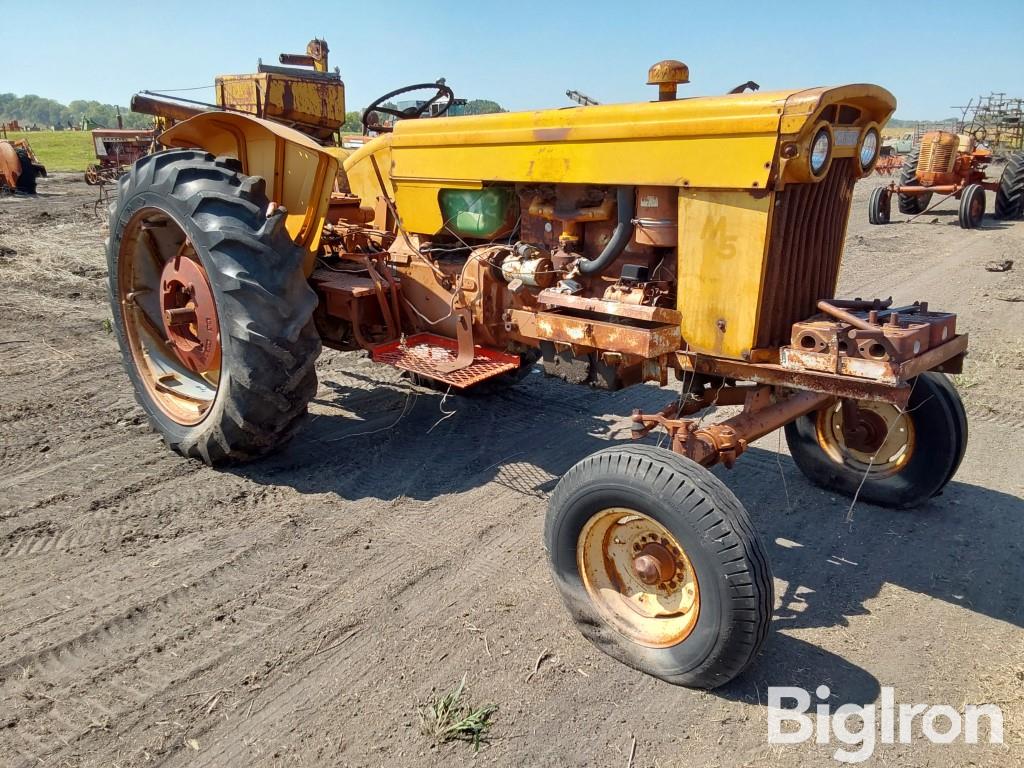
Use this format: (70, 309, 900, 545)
(755, 158, 855, 348)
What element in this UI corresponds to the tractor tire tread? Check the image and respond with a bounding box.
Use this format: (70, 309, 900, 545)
(107, 149, 320, 465)
(994, 152, 1024, 220)
(897, 147, 929, 214)
(546, 444, 773, 689)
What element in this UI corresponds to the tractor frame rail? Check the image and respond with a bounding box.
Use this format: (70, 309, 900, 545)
(631, 295, 967, 469)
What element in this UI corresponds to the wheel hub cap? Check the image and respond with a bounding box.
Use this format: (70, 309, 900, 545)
(633, 542, 677, 586)
(843, 408, 889, 453)
(817, 400, 915, 475)
(578, 509, 700, 648)
(159, 247, 220, 373)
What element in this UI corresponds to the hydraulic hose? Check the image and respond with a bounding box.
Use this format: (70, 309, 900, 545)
(577, 186, 636, 275)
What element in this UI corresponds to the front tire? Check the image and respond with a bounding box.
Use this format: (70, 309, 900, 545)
(958, 183, 985, 229)
(546, 444, 773, 689)
(107, 149, 321, 464)
(868, 186, 890, 225)
(784, 372, 967, 508)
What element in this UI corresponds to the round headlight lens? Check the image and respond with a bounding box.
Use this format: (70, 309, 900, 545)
(859, 129, 879, 169)
(810, 129, 831, 175)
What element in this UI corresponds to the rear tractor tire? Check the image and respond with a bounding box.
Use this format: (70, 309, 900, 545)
(546, 444, 773, 689)
(868, 186, 891, 225)
(994, 152, 1024, 220)
(107, 149, 321, 464)
(784, 372, 967, 509)
(958, 183, 985, 229)
(896, 147, 931, 214)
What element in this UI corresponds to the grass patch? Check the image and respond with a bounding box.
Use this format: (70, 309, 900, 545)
(419, 675, 497, 751)
(4, 130, 94, 172)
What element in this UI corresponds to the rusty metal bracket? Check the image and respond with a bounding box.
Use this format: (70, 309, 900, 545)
(632, 386, 832, 469)
(432, 306, 476, 374)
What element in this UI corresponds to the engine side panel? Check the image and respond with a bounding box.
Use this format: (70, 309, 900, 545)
(676, 189, 772, 357)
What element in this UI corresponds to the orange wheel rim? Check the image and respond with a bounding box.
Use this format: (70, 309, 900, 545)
(815, 400, 915, 477)
(118, 207, 221, 425)
(577, 508, 700, 648)
(970, 194, 983, 222)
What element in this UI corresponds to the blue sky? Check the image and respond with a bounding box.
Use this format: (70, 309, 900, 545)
(3, 1, 1022, 119)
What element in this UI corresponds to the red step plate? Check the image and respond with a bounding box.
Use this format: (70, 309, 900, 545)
(372, 333, 521, 389)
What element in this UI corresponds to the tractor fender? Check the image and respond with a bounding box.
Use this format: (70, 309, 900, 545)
(159, 112, 338, 273)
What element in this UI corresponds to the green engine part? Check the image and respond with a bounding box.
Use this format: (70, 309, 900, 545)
(438, 186, 517, 239)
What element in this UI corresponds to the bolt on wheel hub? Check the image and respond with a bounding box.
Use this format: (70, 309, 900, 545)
(159, 246, 220, 373)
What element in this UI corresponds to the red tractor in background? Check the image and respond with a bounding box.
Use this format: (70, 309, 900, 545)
(868, 129, 1024, 227)
(85, 128, 157, 185)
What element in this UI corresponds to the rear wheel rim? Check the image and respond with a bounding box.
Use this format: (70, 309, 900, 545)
(815, 401, 915, 477)
(577, 508, 700, 648)
(118, 207, 221, 426)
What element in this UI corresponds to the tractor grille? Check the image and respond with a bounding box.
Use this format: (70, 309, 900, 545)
(918, 133, 958, 174)
(755, 158, 856, 348)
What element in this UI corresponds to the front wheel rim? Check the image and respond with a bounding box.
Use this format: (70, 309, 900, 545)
(970, 191, 984, 223)
(118, 207, 222, 426)
(815, 401, 915, 477)
(577, 508, 700, 648)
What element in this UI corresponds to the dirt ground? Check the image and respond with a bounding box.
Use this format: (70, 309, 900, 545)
(1, 172, 1022, 768)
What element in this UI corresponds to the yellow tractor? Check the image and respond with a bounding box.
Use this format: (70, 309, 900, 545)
(114, 41, 970, 689)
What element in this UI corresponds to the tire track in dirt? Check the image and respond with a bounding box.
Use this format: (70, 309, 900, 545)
(1, 459, 203, 554)
(0, 429, 125, 505)
(0, 434, 153, 507)
(0, 540, 271, 687)
(0, 481, 296, 664)
(32, 373, 602, 766)
(1, 535, 240, 660)
(1, 514, 373, 767)
(156, 497, 546, 767)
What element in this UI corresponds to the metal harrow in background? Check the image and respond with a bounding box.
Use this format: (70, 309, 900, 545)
(874, 153, 904, 175)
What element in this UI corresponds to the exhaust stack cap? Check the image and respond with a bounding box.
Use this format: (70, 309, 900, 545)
(647, 60, 689, 101)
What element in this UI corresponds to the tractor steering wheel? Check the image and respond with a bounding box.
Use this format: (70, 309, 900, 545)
(361, 81, 455, 134)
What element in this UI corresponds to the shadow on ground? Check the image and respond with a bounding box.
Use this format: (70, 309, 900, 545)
(233, 364, 1023, 704)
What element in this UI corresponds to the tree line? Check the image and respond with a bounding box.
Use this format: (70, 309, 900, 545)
(2, 92, 505, 133)
(340, 99, 505, 131)
(0, 93, 151, 130)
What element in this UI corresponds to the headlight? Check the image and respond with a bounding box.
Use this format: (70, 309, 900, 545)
(859, 128, 879, 170)
(810, 128, 831, 176)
